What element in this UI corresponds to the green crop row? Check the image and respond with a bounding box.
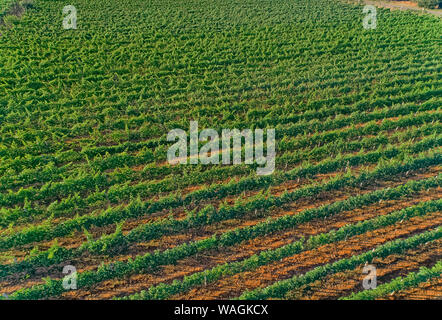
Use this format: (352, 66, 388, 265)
(238, 227, 442, 299)
(3, 94, 438, 193)
(1, 117, 438, 231)
(1, 132, 439, 252)
(0, 107, 439, 210)
(341, 260, 442, 300)
(121, 199, 441, 300)
(3, 152, 440, 278)
(4, 175, 441, 299)
(0, 83, 440, 177)
(1, 62, 439, 166)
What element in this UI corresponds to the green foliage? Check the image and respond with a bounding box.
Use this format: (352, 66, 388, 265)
(417, 0, 440, 9)
(4, 172, 441, 298)
(239, 227, 442, 300)
(0, 0, 440, 300)
(342, 260, 442, 300)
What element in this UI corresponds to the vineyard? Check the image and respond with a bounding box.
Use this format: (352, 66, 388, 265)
(0, 0, 441, 300)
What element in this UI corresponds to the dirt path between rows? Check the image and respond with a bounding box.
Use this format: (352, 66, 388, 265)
(286, 238, 442, 299)
(2, 166, 438, 298)
(173, 212, 442, 299)
(383, 277, 442, 299)
(354, 1, 442, 17)
(66, 191, 437, 299)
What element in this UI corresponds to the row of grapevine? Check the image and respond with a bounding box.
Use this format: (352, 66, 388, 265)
(238, 227, 442, 299)
(341, 260, 442, 300)
(1, 145, 439, 251)
(1, 109, 439, 209)
(1, 120, 438, 230)
(3, 174, 440, 297)
(121, 199, 441, 300)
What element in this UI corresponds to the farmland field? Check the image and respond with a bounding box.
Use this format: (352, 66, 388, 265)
(0, 0, 441, 301)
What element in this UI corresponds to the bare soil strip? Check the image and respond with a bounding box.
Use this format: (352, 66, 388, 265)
(172, 213, 442, 299)
(347, 1, 442, 17)
(285, 238, 442, 299)
(380, 277, 442, 300)
(65, 187, 439, 299)
(1, 167, 439, 297)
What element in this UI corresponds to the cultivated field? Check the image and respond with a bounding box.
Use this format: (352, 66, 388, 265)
(0, 0, 441, 300)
